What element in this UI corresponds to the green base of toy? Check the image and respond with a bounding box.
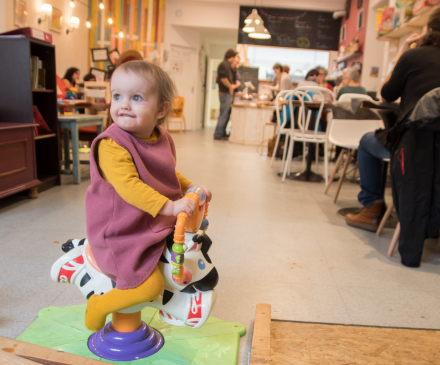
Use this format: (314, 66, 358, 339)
(17, 305, 246, 365)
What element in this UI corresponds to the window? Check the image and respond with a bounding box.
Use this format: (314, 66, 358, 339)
(340, 25, 346, 42)
(357, 9, 364, 30)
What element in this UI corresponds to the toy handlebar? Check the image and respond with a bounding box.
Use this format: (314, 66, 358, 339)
(171, 187, 209, 284)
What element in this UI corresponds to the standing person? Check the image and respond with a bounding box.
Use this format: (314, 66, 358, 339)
(263, 63, 292, 93)
(62, 67, 80, 89)
(84, 61, 212, 331)
(214, 49, 240, 140)
(336, 68, 366, 99)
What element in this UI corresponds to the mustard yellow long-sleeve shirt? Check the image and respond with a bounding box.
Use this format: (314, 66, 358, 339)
(97, 130, 191, 217)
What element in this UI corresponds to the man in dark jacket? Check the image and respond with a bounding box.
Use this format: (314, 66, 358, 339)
(214, 49, 241, 140)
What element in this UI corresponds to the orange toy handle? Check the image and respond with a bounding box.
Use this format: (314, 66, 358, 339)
(171, 212, 188, 282)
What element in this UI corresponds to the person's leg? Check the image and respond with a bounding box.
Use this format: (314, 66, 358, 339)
(357, 131, 391, 207)
(214, 93, 231, 138)
(85, 265, 163, 331)
(345, 131, 390, 231)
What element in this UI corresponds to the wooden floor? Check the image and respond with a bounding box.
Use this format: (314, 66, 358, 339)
(270, 320, 440, 364)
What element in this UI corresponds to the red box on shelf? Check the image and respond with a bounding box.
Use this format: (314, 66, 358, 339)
(0, 27, 53, 43)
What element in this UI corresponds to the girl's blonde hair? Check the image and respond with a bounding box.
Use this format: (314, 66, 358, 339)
(114, 60, 177, 125)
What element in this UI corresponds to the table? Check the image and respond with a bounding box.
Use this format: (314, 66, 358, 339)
(58, 102, 110, 115)
(280, 100, 333, 182)
(229, 103, 276, 145)
(58, 115, 105, 184)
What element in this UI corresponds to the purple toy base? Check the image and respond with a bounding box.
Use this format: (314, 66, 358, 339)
(88, 321, 164, 361)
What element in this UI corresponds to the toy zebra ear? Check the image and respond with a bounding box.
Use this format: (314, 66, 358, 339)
(199, 234, 213, 264)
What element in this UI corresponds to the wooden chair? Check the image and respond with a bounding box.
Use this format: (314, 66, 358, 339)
(166, 96, 186, 133)
(78, 81, 111, 141)
(376, 201, 400, 257)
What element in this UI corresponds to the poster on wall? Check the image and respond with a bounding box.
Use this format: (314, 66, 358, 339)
(14, 0, 27, 27)
(50, 7, 62, 33)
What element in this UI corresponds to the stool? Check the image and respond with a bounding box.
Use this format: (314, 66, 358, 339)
(260, 122, 276, 155)
(58, 115, 105, 184)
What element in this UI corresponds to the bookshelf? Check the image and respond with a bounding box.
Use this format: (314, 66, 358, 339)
(0, 35, 61, 198)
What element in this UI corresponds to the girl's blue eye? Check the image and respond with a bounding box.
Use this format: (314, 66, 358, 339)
(113, 94, 121, 101)
(133, 95, 142, 101)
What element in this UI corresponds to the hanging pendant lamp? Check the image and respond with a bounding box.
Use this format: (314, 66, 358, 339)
(248, 20, 271, 39)
(243, 8, 263, 33)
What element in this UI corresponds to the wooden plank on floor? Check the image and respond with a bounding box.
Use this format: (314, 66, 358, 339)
(270, 320, 440, 364)
(1, 350, 39, 364)
(250, 303, 271, 365)
(0, 337, 110, 365)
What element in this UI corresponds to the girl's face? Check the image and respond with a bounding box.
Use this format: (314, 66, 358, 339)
(110, 70, 169, 139)
(274, 68, 281, 76)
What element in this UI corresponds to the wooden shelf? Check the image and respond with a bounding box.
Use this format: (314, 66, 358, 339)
(335, 51, 362, 64)
(377, 5, 439, 41)
(35, 133, 56, 140)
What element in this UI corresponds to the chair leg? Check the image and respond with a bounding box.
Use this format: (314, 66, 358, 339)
(388, 222, 400, 256)
(270, 133, 280, 167)
(315, 143, 319, 172)
(324, 148, 344, 194)
(280, 135, 289, 174)
(333, 149, 353, 203)
(183, 116, 187, 132)
(377, 201, 394, 236)
(282, 138, 295, 182)
(324, 141, 328, 186)
(302, 143, 306, 170)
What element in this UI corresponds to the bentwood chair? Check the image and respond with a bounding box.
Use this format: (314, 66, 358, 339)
(281, 86, 335, 184)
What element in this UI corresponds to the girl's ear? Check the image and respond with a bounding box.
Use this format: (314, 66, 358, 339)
(156, 101, 170, 120)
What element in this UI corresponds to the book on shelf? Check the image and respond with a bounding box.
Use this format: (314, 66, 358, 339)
(32, 106, 52, 136)
(30, 56, 47, 90)
(0, 27, 53, 43)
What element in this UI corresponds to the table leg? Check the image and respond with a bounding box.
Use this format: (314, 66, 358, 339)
(63, 128, 70, 170)
(70, 122, 81, 184)
(285, 143, 324, 182)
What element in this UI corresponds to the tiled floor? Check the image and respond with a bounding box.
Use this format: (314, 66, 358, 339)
(1, 127, 440, 365)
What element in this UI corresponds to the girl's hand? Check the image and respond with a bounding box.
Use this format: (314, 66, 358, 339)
(173, 198, 196, 217)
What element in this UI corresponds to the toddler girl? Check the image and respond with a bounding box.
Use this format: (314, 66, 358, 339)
(84, 60, 211, 331)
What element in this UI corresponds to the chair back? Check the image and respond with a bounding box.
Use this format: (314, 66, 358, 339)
(294, 86, 335, 139)
(338, 93, 372, 102)
(275, 90, 294, 130)
(328, 119, 384, 150)
(170, 96, 185, 118)
(84, 81, 111, 103)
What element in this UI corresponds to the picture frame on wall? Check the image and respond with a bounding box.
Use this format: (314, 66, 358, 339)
(50, 7, 63, 33)
(108, 48, 120, 64)
(90, 67, 106, 82)
(14, 0, 27, 27)
(91, 48, 110, 62)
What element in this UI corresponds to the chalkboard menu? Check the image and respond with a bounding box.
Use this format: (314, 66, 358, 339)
(238, 6, 341, 51)
(237, 66, 259, 92)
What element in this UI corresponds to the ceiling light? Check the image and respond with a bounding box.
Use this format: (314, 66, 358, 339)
(86, 20, 91, 28)
(108, 17, 113, 24)
(243, 8, 263, 33)
(248, 21, 271, 39)
(119, 31, 123, 38)
(99, 0, 104, 9)
(70, 0, 74, 8)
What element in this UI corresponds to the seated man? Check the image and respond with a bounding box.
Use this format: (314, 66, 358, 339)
(336, 68, 366, 100)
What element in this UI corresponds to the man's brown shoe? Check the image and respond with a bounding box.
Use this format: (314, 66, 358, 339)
(345, 200, 384, 232)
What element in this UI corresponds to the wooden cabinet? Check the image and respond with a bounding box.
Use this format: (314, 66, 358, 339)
(0, 35, 60, 198)
(0, 123, 40, 198)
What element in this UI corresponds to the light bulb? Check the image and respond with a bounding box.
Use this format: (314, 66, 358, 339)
(119, 31, 123, 38)
(108, 18, 113, 24)
(70, 0, 74, 8)
(99, 1, 104, 9)
(86, 20, 91, 28)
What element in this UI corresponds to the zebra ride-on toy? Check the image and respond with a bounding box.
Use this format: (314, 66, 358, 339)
(50, 186, 218, 361)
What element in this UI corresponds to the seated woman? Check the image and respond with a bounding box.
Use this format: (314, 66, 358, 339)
(336, 68, 366, 100)
(345, 8, 440, 266)
(62, 67, 80, 90)
(264, 63, 293, 93)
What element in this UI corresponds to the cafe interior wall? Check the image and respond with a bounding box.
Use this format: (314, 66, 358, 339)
(1, 0, 89, 84)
